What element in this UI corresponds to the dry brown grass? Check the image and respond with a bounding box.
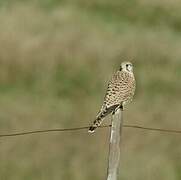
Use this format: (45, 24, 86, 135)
(0, 2, 180, 180)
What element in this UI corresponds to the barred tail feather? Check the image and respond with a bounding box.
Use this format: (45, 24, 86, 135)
(88, 117, 103, 133)
(88, 104, 119, 133)
(88, 109, 107, 133)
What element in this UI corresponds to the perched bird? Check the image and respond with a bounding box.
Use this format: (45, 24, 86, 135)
(88, 62, 136, 133)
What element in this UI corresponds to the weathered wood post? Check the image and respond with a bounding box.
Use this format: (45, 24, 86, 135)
(107, 108, 123, 180)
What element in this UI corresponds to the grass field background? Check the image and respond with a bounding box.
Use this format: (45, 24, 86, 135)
(0, 1, 181, 179)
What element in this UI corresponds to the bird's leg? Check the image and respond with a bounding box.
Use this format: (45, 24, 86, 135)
(112, 103, 123, 115)
(120, 103, 124, 111)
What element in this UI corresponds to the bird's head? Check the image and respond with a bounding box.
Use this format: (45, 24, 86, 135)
(120, 62, 133, 73)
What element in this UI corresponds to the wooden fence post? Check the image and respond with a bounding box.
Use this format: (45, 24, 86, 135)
(107, 108, 123, 180)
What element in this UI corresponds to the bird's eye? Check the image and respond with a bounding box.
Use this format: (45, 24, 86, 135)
(126, 64, 132, 71)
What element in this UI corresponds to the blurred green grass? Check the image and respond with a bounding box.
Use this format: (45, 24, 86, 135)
(0, 1, 181, 180)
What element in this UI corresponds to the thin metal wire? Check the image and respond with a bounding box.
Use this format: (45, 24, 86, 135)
(0, 124, 181, 138)
(124, 125, 181, 134)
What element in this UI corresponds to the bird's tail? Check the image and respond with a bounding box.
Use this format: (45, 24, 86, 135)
(88, 117, 104, 133)
(88, 105, 118, 133)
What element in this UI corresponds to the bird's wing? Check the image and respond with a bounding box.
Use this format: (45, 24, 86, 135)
(103, 71, 122, 108)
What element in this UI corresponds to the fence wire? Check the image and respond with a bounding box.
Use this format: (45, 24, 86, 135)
(0, 124, 181, 138)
